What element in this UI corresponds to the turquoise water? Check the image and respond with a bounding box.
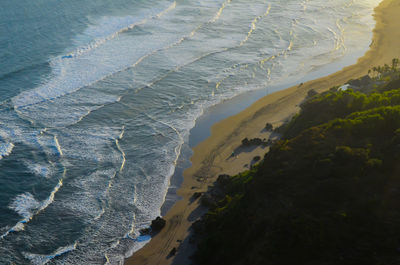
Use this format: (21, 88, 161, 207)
(0, 0, 380, 264)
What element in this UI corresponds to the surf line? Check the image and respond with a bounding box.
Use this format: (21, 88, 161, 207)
(136, 1, 273, 96)
(62, 1, 177, 60)
(212, 3, 273, 90)
(24, 241, 78, 264)
(0, 142, 15, 160)
(240, 3, 272, 46)
(93, 125, 127, 222)
(11, 2, 177, 112)
(210, 0, 232, 23)
(1, 170, 65, 240)
(212, 9, 299, 98)
(115, 126, 126, 173)
(127, 0, 234, 86)
(141, 112, 183, 166)
(54, 135, 63, 157)
(20, 0, 228, 112)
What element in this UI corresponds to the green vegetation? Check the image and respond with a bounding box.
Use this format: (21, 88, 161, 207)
(193, 62, 400, 265)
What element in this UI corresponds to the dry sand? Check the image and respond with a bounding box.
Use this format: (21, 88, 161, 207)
(125, 0, 400, 264)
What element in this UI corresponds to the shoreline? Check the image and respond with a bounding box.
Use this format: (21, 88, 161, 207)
(125, 0, 400, 264)
(161, 49, 369, 217)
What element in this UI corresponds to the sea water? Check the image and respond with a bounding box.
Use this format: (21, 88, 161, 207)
(0, 0, 381, 264)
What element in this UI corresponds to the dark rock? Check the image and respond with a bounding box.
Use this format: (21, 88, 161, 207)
(169, 247, 177, 256)
(252, 156, 261, 162)
(151, 216, 166, 231)
(265, 122, 273, 131)
(139, 228, 151, 235)
(191, 192, 203, 200)
(242, 137, 268, 147)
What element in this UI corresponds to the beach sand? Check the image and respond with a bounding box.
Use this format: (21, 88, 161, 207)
(125, 0, 400, 264)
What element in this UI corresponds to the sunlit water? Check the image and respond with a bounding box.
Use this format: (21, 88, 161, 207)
(0, 0, 380, 264)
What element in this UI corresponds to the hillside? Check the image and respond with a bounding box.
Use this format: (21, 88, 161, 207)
(193, 61, 400, 265)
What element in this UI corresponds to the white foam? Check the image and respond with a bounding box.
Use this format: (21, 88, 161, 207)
(37, 178, 64, 214)
(18, 91, 121, 128)
(1, 178, 64, 240)
(61, 168, 117, 219)
(12, 2, 177, 112)
(53, 135, 63, 157)
(24, 161, 53, 178)
(1, 193, 41, 239)
(71, 2, 177, 56)
(54, 126, 123, 163)
(115, 138, 126, 173)
(0, 142, 14, 160)
(24, 242, 77, 265)
(9, 192, 41, 220)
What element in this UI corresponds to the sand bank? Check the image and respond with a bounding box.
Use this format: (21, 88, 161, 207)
(125, 0, 400, 264)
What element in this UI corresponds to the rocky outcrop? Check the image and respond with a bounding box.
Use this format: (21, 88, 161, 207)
(151, 216, 166, 231)
(241, 137, 269, 147)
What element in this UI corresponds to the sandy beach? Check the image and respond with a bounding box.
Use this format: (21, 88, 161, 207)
(125, 0, 400, 264)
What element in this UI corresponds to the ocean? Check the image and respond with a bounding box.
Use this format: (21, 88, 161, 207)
(0, 0, 380, 264)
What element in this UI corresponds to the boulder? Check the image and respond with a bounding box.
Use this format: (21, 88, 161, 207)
(139, 227, 151, 235)
(191, 192, 203, 201)
(265, 122, 273, 131)
(169, 247, 177, 256)
(242, 137, 267, 147)
(151, 216, 166, 231)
